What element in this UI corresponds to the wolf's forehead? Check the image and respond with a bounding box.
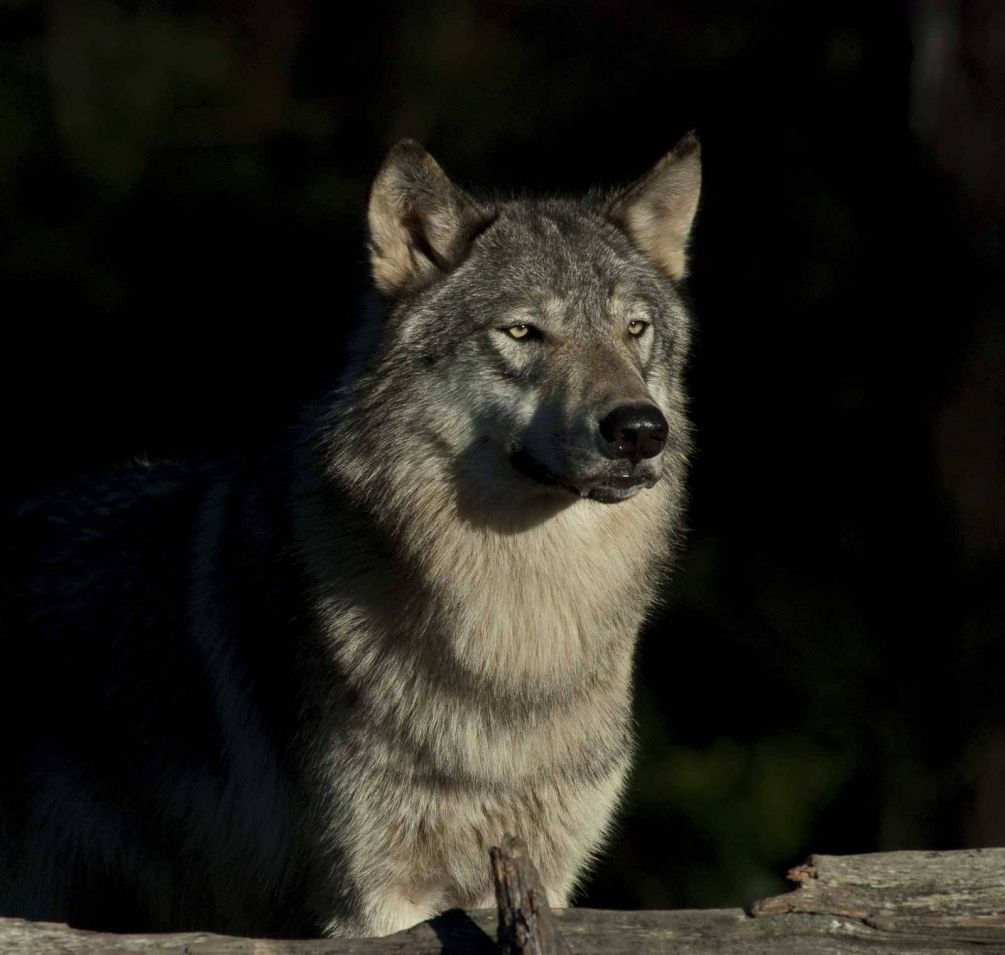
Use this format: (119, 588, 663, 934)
(477, 204, 652, 308)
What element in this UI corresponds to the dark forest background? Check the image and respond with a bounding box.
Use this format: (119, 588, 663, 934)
(2, 0, 1003, 912)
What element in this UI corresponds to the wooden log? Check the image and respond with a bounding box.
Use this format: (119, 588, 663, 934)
(2, 848, 1004, 953)
(751, 848, 1005, 944)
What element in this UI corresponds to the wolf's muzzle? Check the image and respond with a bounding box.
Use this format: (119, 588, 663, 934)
(598, 404, 668, 463)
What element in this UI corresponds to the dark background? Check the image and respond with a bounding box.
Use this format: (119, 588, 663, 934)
(2, 0, 1003, 911)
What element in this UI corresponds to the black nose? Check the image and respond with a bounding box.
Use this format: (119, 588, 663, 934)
(599, 404, 669, 462)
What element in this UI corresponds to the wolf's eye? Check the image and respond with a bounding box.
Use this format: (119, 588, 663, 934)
(627, 319, 649, 337)
(505, 324, 533, 340)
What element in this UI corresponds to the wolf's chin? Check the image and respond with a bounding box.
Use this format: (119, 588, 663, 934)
(508, 449, 657, 504)
(586, 484, 647, 503)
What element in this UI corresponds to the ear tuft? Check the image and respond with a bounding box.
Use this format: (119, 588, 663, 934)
(607, 132, 702, 281)
(367, 141, 493, 296)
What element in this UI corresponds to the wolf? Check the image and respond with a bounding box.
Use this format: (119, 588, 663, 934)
(0, 135, 701, 938)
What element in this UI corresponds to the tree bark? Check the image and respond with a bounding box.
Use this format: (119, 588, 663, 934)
(490, 834, 572, 955)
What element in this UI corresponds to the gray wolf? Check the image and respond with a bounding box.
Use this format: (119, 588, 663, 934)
(0, 136, 701, 938)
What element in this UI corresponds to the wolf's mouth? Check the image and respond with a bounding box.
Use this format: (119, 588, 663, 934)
(508, 450, 656, 504)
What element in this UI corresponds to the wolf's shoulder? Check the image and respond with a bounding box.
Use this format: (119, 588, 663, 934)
(11, 458, 220, 520)
(7, 459, 225, 551)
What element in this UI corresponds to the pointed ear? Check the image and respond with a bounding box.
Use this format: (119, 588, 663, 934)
(607, 133, 702, 281)
(367, 140, 494, 296)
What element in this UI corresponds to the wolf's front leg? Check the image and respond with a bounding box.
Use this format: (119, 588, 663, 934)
(323, 890, 441, 938)
(471, 885, 569, 910)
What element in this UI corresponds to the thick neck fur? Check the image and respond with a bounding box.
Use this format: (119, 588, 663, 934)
(296, 377, 685, 698)
(287, 330, 689, 793)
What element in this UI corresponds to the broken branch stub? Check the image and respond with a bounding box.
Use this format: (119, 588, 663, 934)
(490, 834, 573, 955)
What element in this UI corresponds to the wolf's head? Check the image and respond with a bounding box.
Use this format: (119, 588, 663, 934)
(333, 138, 699, 521)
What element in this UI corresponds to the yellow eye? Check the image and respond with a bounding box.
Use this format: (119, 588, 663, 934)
(628, 319, 649, 337)
(506, 324, 531, 340)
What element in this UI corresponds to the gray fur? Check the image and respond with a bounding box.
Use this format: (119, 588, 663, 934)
(0, 138, 700, 938)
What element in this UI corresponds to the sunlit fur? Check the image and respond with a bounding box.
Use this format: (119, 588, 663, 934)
(0, 140, 700, 938)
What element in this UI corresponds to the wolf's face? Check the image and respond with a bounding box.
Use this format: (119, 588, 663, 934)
(408, 208, 691, 505)
(362, 139, 700, 509)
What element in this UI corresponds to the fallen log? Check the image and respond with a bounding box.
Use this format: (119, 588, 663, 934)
(1, 847, 1003, 953)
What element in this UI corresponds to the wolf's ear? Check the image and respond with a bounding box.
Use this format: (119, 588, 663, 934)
(367, 140, 494, 296)
(607, 133, 702, 281)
